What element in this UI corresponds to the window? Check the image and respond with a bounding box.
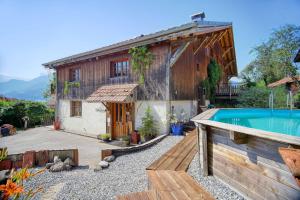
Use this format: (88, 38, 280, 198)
(110, 60, 129, 78)
(70, 101, 82, 117)
(69, 68, 80, 82)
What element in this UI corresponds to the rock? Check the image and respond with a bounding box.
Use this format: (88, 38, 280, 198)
(64, 157, 75, 167)
(53, 156, 61, 164)
(45, 162, 54, 169)
(49, 161, 64, 172)
(103, 155, 115, 162)
(93, 164, 102, 172)
(0, 170, 10, 184)
(99, 161, 109, 168)
(64, 164, 72, 171)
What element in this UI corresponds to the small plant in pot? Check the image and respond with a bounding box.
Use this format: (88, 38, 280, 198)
(139, 106, 158, 142)
(169, 109, 187, 136)
(98, 133, 110, 142)
(121, 135, 130, 146)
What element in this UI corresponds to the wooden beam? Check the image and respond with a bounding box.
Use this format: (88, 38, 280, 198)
(222, 47, 233, 58)
(225, 60, 235, 69)
(205, 33, 218, 48)
(198, 124, 208, 176)
(194, 36, 209, 55)
(211, 30, 228, 46)
(170, 41, 191, 67)
(229, 130, 248, 144)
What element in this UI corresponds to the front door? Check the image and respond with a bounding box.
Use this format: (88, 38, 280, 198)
(109, 103, 134, 139)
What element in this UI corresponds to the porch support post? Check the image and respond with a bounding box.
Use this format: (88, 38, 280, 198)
(198, 124, 208, 176)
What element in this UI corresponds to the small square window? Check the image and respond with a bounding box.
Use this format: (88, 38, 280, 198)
(70, 101, 82, 117)
(110, 59, 129, 78)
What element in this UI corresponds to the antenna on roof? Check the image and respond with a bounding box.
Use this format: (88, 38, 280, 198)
(191, 12, 205, 22)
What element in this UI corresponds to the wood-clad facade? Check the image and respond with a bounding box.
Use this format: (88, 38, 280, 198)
(170, 27, 235, 100)
(44, 20, 237, 139)
(56, 44, 169, 101)
(55, 27, 236, 102)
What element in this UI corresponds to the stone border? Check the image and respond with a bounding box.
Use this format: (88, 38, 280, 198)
(101, 134, 168, 159)
(0, 149, 78, 170)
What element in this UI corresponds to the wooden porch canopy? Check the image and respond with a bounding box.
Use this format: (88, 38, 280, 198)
(86, 84, 138, 103)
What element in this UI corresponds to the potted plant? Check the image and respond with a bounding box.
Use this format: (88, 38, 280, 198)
(98, 133, 110, 142)
(130, 130, 140, 144)
(121, 135, 130, 146)
(169, 109, 187, 136)
(139, 106, 158, 142)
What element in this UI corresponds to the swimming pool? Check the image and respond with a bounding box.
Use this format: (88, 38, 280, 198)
(211, 109, 300, 137)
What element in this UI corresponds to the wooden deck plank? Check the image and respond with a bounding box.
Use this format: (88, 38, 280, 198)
(148, 170, 215, 200)
(167, 139, 197, 170)
(176, 145, 198, 171)
(116, 191, 157, 200)
(147, 130, 197, 171)
(157, 134, 196, 170)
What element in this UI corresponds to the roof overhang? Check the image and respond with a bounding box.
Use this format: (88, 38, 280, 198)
(43, 21, 232, 69)
(86, 84, 138, 103)
(267, 76, 300, 88)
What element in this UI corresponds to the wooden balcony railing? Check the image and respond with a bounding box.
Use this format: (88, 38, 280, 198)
(215, 83, 244, 98)
(57, 76, 136, 100)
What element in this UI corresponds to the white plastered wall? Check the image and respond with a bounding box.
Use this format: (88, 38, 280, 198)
(170, 100, 198, 121)
(135, 101, 169, 135)
(58, 100, 106, 136)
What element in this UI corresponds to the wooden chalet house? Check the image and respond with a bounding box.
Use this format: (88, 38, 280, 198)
(43, 18, 237, 139)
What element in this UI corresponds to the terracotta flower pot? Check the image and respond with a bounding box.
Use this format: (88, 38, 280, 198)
(53, 120, 60, 130)
(131, 130, 140, 144)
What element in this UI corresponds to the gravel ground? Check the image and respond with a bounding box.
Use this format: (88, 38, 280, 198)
(187, 153, 244, 200)
(25, 136, 183, 200)
(25, 135, 244, 200)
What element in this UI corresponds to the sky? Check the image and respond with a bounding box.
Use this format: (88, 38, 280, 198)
(0, 0, 299, 80)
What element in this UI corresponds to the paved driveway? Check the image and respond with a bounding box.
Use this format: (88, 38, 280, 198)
(0, 127, 117, 166)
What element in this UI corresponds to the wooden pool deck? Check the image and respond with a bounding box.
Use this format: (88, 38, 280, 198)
(146, 130, 197, 171)
(117, 129, 215, 200)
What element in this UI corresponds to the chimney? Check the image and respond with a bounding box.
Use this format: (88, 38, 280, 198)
(191, 12, 205, 22)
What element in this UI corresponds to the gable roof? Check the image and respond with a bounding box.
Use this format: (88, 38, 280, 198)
(43, 21, 232, 68)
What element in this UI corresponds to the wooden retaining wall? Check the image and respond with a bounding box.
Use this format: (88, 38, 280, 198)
(206, 127, 300, 200)
(0, 149, 78, 170)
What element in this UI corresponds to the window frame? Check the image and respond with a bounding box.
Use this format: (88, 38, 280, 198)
(70, 101, 82, 117)
(69, 68, 81, 82)
(110, 59, 129, 78)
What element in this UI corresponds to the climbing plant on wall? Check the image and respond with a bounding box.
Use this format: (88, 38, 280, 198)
(202, 59, 222, 102)
(129, 46, 154, 84)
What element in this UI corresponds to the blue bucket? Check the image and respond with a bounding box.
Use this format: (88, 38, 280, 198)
(171, 124, 183, 135)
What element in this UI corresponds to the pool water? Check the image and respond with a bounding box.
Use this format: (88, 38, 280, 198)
(211, 109, 300, 137)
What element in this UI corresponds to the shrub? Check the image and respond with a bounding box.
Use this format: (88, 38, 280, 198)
(0, 102, 26, 127)
(201, 59, 222, 102)
(139, 106, 158, 138)
(0, 100, 54, 128)
(98, 133, 110, 140)
(237, 85, 288, 108)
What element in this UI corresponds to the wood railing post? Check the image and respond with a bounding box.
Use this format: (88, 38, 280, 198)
(197, 124, 208, 176)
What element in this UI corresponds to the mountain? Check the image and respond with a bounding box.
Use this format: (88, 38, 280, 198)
(0, 74, 19, 83)
(0, 75, 49, 101)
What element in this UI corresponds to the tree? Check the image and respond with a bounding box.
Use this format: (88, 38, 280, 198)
(139, 106, 158, 140)
(43, 72, 56, 99)
(241, 25, 300, 85)
(202, 59, 222, 102)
